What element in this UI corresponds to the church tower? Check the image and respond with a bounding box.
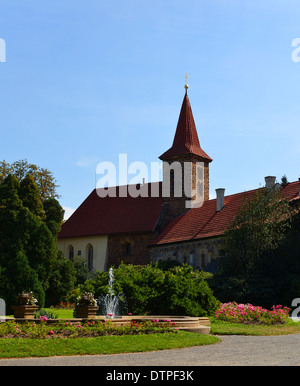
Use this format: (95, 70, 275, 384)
(159, 82, 212, 221)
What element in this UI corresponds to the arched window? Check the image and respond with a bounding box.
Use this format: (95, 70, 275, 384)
(122, 242, 131, 257)
(126, 243, 131, 256)
(170, 169, 174, 195)
(67, 245, 74, 260)
(200, 252, 206, 269)
(87, 244, 93, 270)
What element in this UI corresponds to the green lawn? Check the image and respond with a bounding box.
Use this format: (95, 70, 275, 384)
(0, 331, 220, 359)
(45, 308, 74, 319)
(2, 309, 300, 359)
(210, 317, 300, 336)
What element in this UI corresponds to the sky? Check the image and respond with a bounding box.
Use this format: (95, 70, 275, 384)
(0, 0, 300, 219)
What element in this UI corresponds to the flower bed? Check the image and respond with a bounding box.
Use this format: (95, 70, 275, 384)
(215, 302, 290, 325)
(0, 318, 177, 339)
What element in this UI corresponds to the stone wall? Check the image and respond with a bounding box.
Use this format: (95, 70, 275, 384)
(150, 237, 222, 271)
(161, 155, 210, 224)
(107, 232, 156, 268)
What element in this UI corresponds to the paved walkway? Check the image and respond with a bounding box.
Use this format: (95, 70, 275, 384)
(1, 334, 300, 366)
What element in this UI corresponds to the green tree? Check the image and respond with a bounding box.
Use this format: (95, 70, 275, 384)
(219, 187, 293, 276)
(43, 198, 65, 237)
(0, 159, 59, 199)
(45, 251, 76, 307)
(19, 174, 45, 220)
(0, 174, 74, 309)
(0, 175, 46, 307)
(6, 250, 45, 307)
(210, 186, 297, 307)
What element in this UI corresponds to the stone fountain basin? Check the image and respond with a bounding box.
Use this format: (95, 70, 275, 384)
(95, 315, 211, 334)
(8, 315, 211, 334)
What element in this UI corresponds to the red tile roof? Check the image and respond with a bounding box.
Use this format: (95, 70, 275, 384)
(58, 182, 163, 238)
(151, 180, 300, 246)
(159, 93, 212, 161)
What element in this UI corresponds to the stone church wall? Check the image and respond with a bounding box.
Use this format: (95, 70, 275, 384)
(107, 232, 156, 268)
(150, 237, 223, 271)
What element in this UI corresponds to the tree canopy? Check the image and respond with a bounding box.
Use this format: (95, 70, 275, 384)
(0, 159, 59, 199)
(210, 185, 299, 308)
(220, 187, 294, 276)
(0, 173, 75, 310)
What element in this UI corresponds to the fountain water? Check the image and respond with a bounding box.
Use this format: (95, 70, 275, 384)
(98, 268, 125, 318)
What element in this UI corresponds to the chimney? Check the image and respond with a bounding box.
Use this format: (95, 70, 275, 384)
(265, 176, 276, 190)
(216, 188, 225, 212)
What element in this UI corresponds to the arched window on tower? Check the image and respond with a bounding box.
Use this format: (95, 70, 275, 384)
(170, 169, 174, 196)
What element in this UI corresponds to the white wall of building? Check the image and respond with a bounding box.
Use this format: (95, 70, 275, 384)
(57, 235, 108, 272)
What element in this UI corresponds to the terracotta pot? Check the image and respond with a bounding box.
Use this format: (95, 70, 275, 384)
(75, 306, 99, 319)
(11, 305, 38, 319)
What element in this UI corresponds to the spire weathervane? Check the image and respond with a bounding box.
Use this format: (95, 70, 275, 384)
(184, 73, 189, 93)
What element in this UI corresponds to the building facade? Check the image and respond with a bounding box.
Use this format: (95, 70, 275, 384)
(58, 86, 300, 272)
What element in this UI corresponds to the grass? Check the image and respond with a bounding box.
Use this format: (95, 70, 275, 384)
(0, 331, 221, 359)
(45, 308, 74, 319)
(210, 317, 300, 336)
(2, 308, 300, 359)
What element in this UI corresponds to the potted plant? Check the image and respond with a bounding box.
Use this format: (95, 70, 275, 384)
(75, 292, 98, 319)
(11, 291, 38, 319)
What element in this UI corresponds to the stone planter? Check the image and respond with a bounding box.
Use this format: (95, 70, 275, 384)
(17, 292, 36, 305)
(75, 306, 99, 319)
(11, 305, 38, 319)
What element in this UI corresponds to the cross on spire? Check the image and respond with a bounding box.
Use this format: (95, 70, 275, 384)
(184, 73, 189, 93)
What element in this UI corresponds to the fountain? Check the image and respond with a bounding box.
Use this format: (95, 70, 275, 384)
(96, 268, 211, 334)
(98, 268, 125, 318)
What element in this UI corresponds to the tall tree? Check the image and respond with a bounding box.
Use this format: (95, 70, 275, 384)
(19, 174, 45, 220)
(43, 198, 65, 237)
(0, 159, 59, 199)
(0, 174, 74, 309)
(219, 187, 293, 276)
(210, 186, 297, 307)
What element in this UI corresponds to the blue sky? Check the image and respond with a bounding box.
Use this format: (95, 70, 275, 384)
(1, 0, 300, 219)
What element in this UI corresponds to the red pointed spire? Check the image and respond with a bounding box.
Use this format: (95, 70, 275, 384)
(159, 91, 212, 162)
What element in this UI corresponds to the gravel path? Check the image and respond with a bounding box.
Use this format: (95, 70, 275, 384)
(1, 334, 300, 366)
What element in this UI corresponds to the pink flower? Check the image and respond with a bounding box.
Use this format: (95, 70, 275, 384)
(48, 331, 54, 335)
(128, 313, 132, 316)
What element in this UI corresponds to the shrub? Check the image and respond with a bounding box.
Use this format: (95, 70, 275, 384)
(149, 265, 220, 317)
(82, 263, 220, 317)
(215, 302, 290, 325)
